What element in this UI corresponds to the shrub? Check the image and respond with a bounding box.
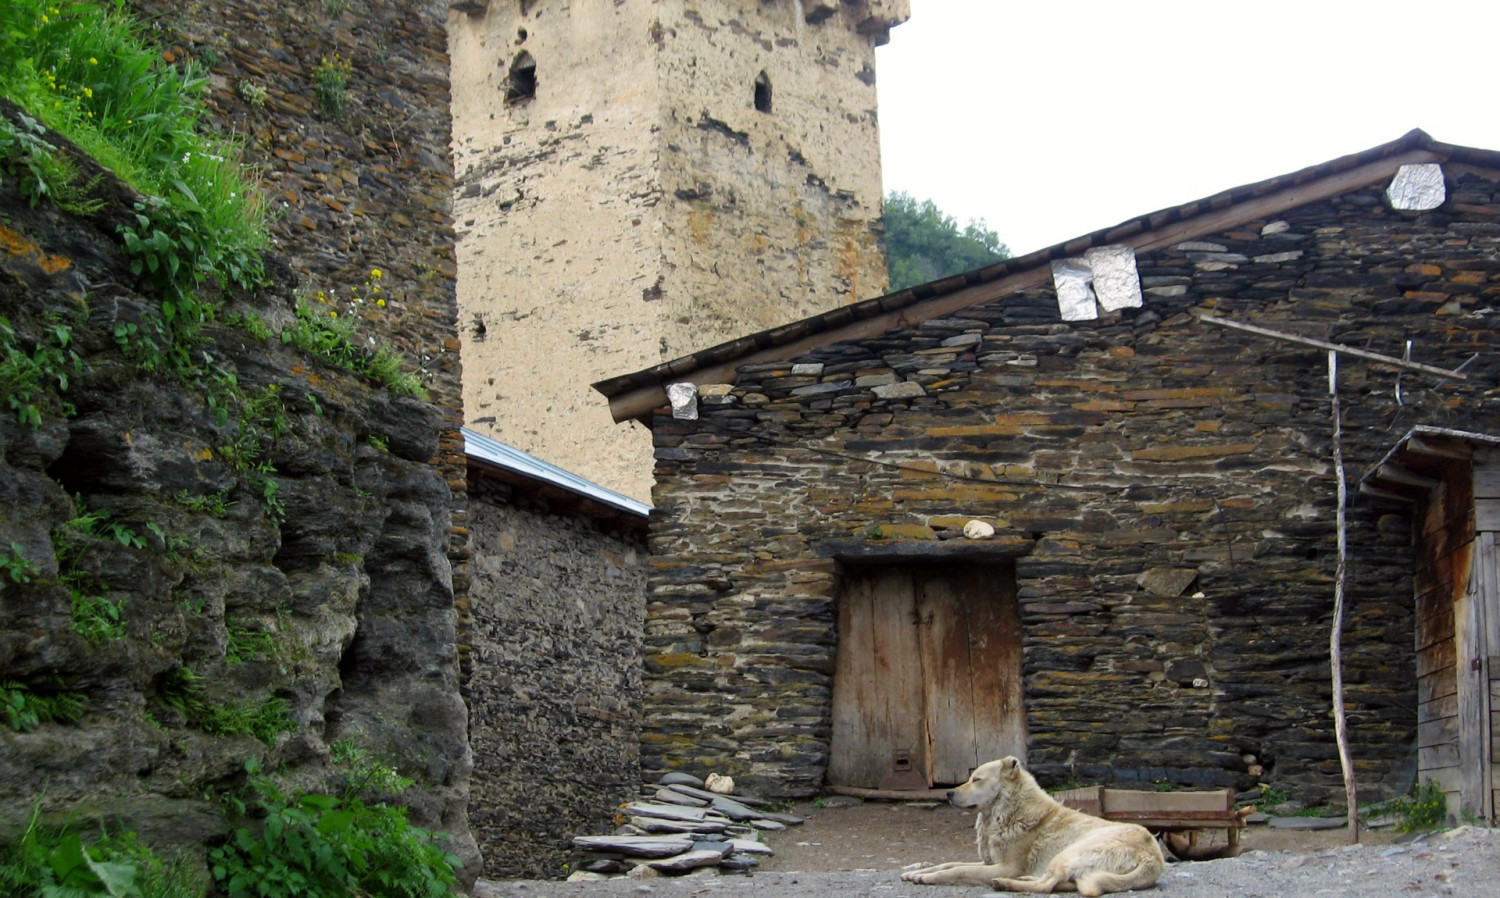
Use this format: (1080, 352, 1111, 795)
(209, 761, 460, 898)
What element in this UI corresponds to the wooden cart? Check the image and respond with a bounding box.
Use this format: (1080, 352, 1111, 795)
(1052, 786, 1249, 860)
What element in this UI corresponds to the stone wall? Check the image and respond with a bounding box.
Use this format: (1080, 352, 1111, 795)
(0, 121, 476, 874)
(465, 476, 647, 879)
(640, 175, 1500, 802)
(450, 0, 905, 501)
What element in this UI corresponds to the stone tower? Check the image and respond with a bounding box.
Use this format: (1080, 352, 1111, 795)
(448, 0, 907, 501)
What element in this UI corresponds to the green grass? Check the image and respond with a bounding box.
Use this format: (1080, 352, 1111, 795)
(0, 0, 268, 300)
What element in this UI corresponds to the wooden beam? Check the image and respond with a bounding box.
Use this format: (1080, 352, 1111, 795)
(1197, 314, 1468, 381)
(1406, 437, 1474, 461)
(1374, 463, 1441, 493)
(604, 149, 1445, 423)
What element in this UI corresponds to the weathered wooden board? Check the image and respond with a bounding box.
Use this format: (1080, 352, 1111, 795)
(1419, 671, 1457, 705)
(962, 566, 1026, 765)
(1102, 789, 1232, 814)
(1418, 715, 1459, 749)
(919, 573, 980, 785)
(1415, 589, 1455, 650)
(1419, 693, 1458, 724)
(1418, 743, 1460, 772)
(828, 568, 927, 788)
(1418, 637, 1456, 679)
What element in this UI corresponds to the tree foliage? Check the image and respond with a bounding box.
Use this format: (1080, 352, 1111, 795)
(883, 191, 1010, 292)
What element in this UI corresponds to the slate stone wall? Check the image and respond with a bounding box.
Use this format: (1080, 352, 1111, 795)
(465, 478, 647, 879)
(643, 175, 1500, 802)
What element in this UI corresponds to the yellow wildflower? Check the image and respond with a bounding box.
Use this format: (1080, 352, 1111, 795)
(376, 299, 386, 308)
(370, 268, 382, 279)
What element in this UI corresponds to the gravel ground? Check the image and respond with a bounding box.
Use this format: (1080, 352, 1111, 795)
(473, 799, 1500, 898)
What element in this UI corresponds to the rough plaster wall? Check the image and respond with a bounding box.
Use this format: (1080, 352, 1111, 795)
(464, 482, 646, 878)
(450, 0, 900, 502)
(657, 0, 890, 350)
(451, 0, 666, 503)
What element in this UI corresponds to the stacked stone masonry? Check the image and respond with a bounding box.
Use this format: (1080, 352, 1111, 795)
(449, 0, 907, 500)
(642, 175, 1500, 803)
(464, 478, 647, 878)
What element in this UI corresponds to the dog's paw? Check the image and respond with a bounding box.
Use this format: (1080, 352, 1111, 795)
(900, 869, 929, 883)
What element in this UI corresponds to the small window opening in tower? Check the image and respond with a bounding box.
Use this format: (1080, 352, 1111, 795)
(519, 0, 536, 14)
(505, 51, 536, 104)
(753, 71, 772, 114)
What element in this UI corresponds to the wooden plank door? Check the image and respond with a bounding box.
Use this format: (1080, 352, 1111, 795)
(828, 568, 928, 788)
(829, 564, 1024, 789)
(916, 568, 1027, 783)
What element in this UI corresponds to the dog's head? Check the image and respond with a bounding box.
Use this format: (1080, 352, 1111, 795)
(945, 756, 1031, 812)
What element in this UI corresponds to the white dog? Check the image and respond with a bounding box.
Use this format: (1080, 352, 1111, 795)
(900, 757, 1164, 896)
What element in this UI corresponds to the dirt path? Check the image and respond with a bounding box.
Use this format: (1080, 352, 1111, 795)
(757, 796, 1398, 872)
(473, 797, 1500, 897)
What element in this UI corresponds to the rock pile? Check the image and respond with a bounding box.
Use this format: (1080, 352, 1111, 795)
(566, 773, 804, 880)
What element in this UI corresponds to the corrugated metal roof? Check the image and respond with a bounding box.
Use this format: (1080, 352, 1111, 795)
(463, 427, 650, 517)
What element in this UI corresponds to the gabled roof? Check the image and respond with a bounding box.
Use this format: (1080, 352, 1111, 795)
(594, 129, 1500, 423)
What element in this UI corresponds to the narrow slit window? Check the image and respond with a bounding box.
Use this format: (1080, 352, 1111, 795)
(753, 71, 772, 114)
(505, 51, 536, 104)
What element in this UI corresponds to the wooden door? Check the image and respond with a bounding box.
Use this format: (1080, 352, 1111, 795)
(829, 564, 1025, 789)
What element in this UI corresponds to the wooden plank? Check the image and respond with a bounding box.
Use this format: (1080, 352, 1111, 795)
(1419, 715, 1459, 749)
(918, 571, 980, 785)
(1418, 637, 1457, 679)
(1419, 744, 1460, 772)
(1472, 531, 1497, 821)
(1102, 789, 1232, 814)
(829, 568, 928, 789)
(1416, 592, 1454, 652)
(1474, 465, 1500, 501)
(1198, 315, 1466, 381)
(1418, 670, 1457, 705)
(1419, 693, 1459, 724)
(1457, 571, 1486, 816)
(824, 784, 949, 801)
(1476, 501, 1500, 534)
(960, 565, 1027, 765)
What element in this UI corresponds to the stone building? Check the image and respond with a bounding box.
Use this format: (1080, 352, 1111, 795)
(449, 0, 909, 501)
(594, 130, 1500, 817)
(463, 429, 649, 877)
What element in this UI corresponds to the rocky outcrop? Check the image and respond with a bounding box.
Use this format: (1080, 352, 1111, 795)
(0, 114, 476, 875)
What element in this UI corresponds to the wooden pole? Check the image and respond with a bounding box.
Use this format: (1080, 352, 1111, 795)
(1327, 350, 1359, 843)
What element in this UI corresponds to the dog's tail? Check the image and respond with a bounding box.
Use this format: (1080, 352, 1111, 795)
(1074, 856, 1166, 897)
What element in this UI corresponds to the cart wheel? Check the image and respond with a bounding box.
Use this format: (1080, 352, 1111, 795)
(1164, 828, 1244, 861)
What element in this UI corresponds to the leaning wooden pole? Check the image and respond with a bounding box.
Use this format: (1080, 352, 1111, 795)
(1327, 350, 1359, 843)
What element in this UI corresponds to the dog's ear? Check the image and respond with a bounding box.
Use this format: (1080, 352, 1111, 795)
(999, 757, 1018, 774)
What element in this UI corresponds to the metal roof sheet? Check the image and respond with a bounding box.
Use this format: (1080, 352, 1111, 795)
(463, 427, 650, 517)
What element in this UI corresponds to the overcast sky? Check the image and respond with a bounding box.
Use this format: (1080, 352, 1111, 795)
(875, 1, 1500, 255)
